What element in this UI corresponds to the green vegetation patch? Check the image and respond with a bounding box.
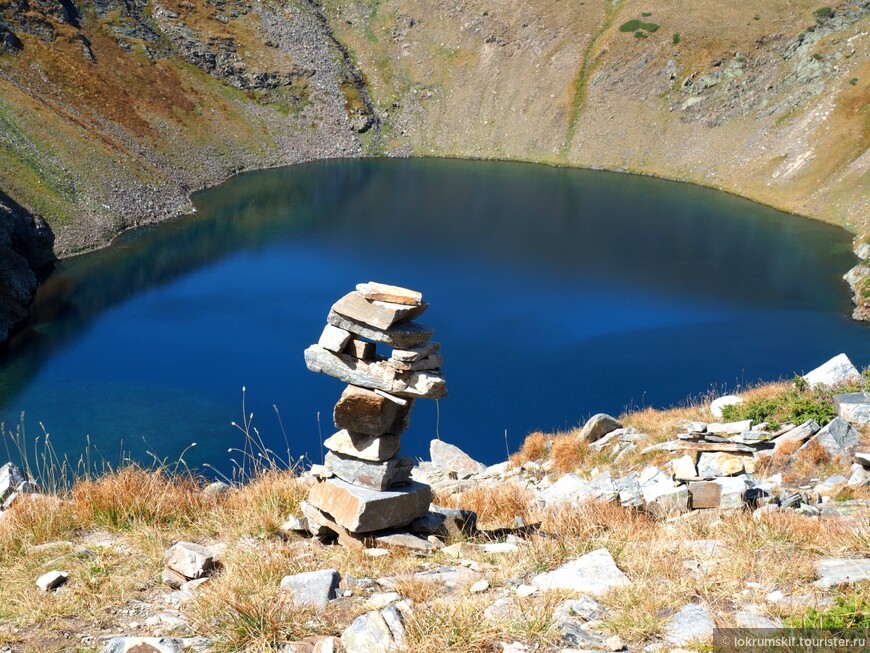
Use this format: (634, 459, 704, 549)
(619, 19, 660, 34)
(672, 33, 681, 44)
(814, 6, 834, 21)
(786, 588, 870, 629)
(720, 382, 839, 429)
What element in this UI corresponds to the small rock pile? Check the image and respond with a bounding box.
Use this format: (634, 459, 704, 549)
(302, 282, 447, 546)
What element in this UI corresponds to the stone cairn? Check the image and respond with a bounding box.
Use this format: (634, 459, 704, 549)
(302, 282, 447, 547)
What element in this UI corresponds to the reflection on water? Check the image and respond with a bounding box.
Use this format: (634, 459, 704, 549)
(0, 158, 865, 472)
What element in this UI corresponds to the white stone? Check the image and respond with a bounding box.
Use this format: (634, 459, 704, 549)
(341, 611, 396, 653)
(430, 440, 486, 478)
(516, 584, 538, 597)
(802, 354, 862, 389)
(735, 608, 784, 629)
(670, 455, 697, 481)
(834, 393, 870, 425)
(470, 580, 490, 593)
(36, 570, 68, 592)
(710, 395, 743, 419)
(483, 542, 519, 554)
(280, 569, 340, 608)
(532, 548, 631, 596)
(663, 604, 715, 646)
(816, 558, 870, 588)
(707, 420, 752, 435)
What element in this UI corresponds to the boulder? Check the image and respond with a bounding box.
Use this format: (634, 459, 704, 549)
(710, 395, 743, 419)
(578, 414, 622, 443)
(430, 440, 486, 478)
(332, 291, 428, 330)
(103, 638, 186, 653)
(834, 392, 870, 425)
(36, 570, 68, 591)
(327, 311, 433, 349)
(356, 282, 423, 306)
(324, 430, 401, 462)
(307, 478, 432, 533)
(325, 452, 414, 491)
(531, 548, 631, 596)
(538, 472, 617, 506)
(663, 604, 715, 646)
(280, 569, 340, 608)
(815, 558, 870, 588)
(802, 353, 862, 389)
(796, 417, 860, 461)
(697, 452, 750, 477)
(164, 542, 218, 581)
(341, 610, 398, 653)
(332, 385, 414, 435)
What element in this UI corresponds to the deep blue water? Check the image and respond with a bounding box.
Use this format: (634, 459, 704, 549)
(1, 158, 867, 475)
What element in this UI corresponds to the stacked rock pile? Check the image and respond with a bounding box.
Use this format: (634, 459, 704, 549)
(302, 282, 447, 546)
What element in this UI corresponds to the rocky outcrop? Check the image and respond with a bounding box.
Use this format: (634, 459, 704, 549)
(0, 192, 55, 343)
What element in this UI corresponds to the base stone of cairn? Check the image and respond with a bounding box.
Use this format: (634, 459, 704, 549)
(303, 282, 447, 546)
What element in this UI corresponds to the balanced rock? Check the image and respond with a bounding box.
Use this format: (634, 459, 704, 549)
(308, 478, 433, 533)
(356, 281, 423, 306)
(327, 311, 434, 349)
(334, 385, 412, 436)
(430, 439, 486, 478)
(324, 430, 401, 462)
(280, 569, 341, 608)
(578, 414, 622, 443)
(332, 290, 428, 330)
(325, 452, 414, 491)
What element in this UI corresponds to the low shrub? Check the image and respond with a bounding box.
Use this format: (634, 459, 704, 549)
(619, 19, 660, 33)
(672, 32, 681, 44)
(720, 386, 836, 429)
(814, 6, 834, 21)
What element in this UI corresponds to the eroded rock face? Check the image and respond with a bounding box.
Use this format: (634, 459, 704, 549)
(0, 192, 55, 344)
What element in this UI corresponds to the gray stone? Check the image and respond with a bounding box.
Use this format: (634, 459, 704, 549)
(36, 570, 68, 591)
(356, 282, 423, 306)
(332, 291, 428, 329)
(407, 510, 447, 535)
(280, 569, 340, 608)
(164, 542, 218, 581)
(202, 481, 230, 497)
(305, 345, 446, 399)
(663, 603, 715, 646)
(834, 392, 870, 425)
(815, 475, 848, 496)
(797, 417, 860, 461)
(324, 430, 401, 462)
(538, 472, 617, 506)
(773, 419, 820, 452)
(735, 608, 784, 629)
(0, 462, 25, 504)
(334, 385, 412, 437)
(414, 565, 481, 590)
(815, 558, 870, 588)
(430, 439, 486, 478)
(646, 484, 690, 518)
(388, 353, 442, 371)
(307, 478, 432, 533)
(848, 466, 870, 487)
(532, 548, 631, 596)
(374, 531, 433, 551)
(318, 324, 351, 353)
(713, 475, 751, 509)
(391, 341, 440, 363)
(710, 395, 743, 419)
(301, 501, 337, 540)
(103, 638, 186, 653)
(578, 414, 622, 443)
(614, 473, 644, 508)
(857, 452, 870, 468)
(381, 605, 407, 650)
(325, 452, 414, 491)
(707, 420, 753, 435)
(803, 353, 862, 389)
(553, 596, 605, 623)
(327, 310, 434, 349)
(429, 505, 477, 535)
(281, 515, 309, 532)
(341, 611, 396, 653)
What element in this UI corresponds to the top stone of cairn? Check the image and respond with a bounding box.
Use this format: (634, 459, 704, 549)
(332, 290, 428, 331)
(356, 282, 423, 306)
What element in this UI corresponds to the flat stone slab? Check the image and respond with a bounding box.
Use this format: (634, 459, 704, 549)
(773, 419, 820, 452)
(532, 548, 631, 596)
(324, 430, 402, 462)
(803, 353, 862, 389)
(391, 341, 440, 363)
(815, 558, 870, 588)
(356, 282, 423, 306)
(333, 291, 428, 330)
(327, 310, 434, 349)
(305, 345, 446, 399)
(325, 452, 414, 490)
(707, 420, 752, 435)
(36, 570, 68, 591)
(697, 452, 752, 477)
(165, 541, 218, 581)
(796, 417, 860, 461)
(308, 478, 432, 533)
(388, 353, 443, 372)
(834, 392, 870, 425)
(280, 569, 340, 608)
(334, 385, 412, 437)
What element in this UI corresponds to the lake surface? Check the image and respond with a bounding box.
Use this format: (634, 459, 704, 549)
(1, 158, 868, 476)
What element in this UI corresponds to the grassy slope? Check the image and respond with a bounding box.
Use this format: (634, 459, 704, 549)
(326, 0, 869, 234)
